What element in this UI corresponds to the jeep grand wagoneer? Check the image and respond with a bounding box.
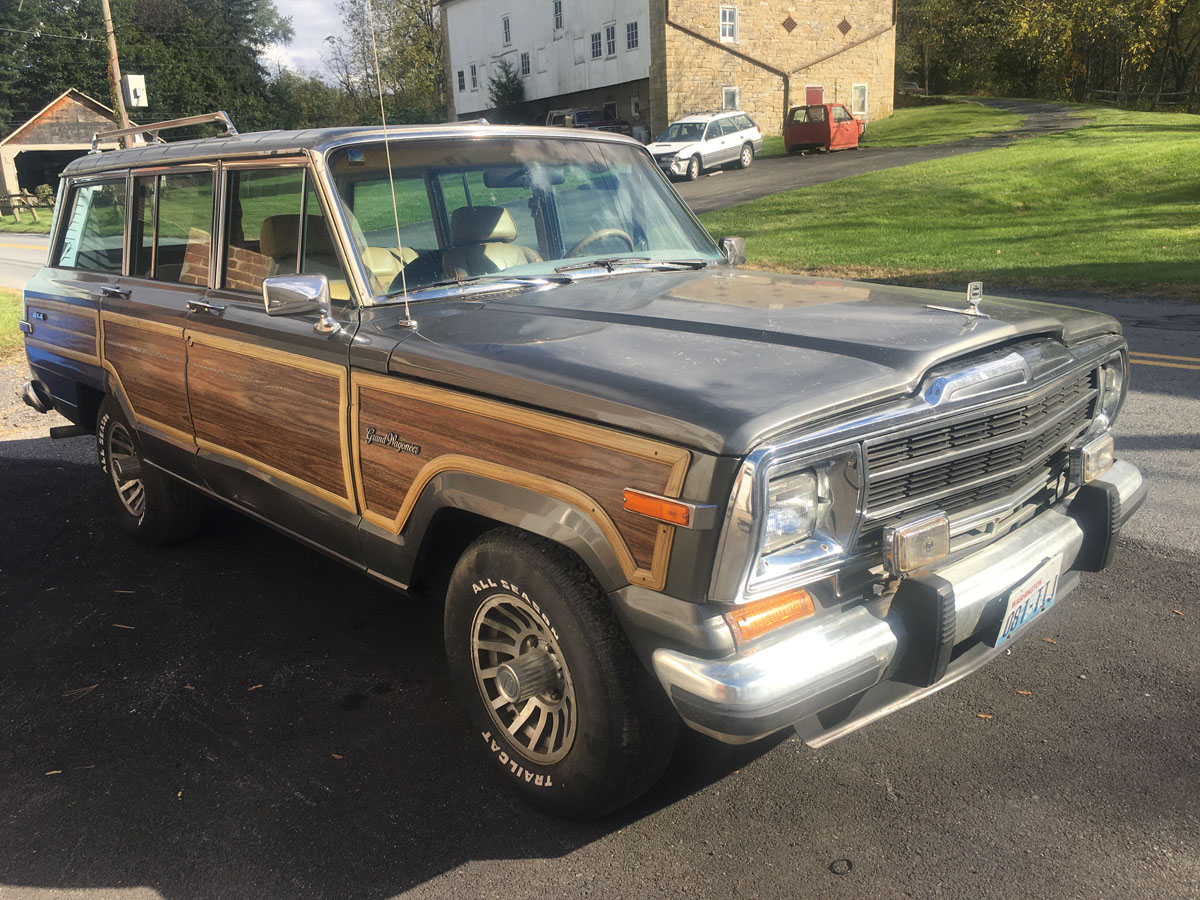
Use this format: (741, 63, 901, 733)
(20, 113, 1145, 817)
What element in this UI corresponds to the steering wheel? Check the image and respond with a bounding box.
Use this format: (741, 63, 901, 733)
(565, 228, 636, 258)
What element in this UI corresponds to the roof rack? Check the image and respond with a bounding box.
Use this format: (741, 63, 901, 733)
(90, 111, 238, 153)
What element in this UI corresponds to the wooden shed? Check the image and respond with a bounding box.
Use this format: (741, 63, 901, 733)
(0, 88, 121, 209)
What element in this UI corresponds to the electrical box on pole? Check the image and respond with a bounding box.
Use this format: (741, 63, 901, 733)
(122, 74, 148, 108)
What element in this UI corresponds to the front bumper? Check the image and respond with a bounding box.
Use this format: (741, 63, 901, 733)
(649, 459, 1146, 745)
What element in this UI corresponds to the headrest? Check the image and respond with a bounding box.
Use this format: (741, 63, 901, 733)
(259, 214, 337, 259)
(450, 206, 517, 246)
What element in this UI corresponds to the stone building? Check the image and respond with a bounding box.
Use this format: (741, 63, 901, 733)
(0, 89, 120, 206)
(649, 0, 895, 135)
(443, 0, 895, 136)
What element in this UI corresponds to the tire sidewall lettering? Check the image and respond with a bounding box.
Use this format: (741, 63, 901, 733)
(480, 730, 553, 788)
(471, 577, 560, 641)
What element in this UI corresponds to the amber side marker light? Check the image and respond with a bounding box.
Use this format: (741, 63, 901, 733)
(623, 489, 692, 527)
(726, 588, 816, 643)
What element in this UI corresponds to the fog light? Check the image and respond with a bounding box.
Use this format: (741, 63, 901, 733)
(883, 512, 950, 576)
(1070, 433, 1115, 486)
(726, 588, 816, 643)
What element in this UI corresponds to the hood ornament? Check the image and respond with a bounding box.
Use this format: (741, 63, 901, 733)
(927, 281, 989, 318)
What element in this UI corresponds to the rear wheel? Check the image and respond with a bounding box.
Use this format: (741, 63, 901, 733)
(96, 395, 203, 544)
(685, 155, 701, 181)
(737, 143, 754, 169)
(444, 527, 678, 818)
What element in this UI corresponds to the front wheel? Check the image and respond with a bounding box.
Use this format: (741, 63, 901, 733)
(684, 155, 701, 181)
(737, 143, 754, 169)
(444, 527, 678, 818)
(96, 395, 204, 544)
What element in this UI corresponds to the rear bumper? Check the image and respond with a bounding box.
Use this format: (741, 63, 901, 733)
(650, 459, 1146, 745)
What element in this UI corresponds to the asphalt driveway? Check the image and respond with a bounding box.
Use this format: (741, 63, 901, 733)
(0, 290, 1196, 900)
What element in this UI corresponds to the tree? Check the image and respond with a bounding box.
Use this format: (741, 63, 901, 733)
(326, 0, 445, 124)
(487, 58, 524, 123)
(1, 0, 294, 137)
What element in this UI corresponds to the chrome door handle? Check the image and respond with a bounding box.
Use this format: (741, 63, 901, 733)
(187, 299, 227, 314)
(100, 285, 130, 299)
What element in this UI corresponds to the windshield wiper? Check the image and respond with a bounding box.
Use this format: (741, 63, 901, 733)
(554, 256, 710, 274)
(381, 272, 569, 302)
(555, 256, 651, 273)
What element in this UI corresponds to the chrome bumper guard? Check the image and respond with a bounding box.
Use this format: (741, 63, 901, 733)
(651, 459, 1147, 745)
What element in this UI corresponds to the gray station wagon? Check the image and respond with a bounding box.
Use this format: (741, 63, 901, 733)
(20, 112, 1145, 817)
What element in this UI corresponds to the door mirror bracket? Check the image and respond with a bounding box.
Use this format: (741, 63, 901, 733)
(263, 274, 340, 334)
(719, 236, 746, 267)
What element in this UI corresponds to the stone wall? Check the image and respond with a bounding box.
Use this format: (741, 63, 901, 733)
(649, 0, 895, 135)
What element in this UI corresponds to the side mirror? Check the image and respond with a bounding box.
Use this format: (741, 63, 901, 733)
(719, 236, 746, 267)
(263, 274, 339, 334)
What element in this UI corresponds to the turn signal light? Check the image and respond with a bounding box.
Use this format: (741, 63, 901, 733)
(623, 489, 692, 527)
(726, 588, 816, 643)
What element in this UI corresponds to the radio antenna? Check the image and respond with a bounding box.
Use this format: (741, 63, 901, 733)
(366, 0, 414, 325)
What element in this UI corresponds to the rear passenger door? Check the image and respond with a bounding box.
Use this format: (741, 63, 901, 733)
(183, 161, 362, 559)
(100, 165, 215, 484)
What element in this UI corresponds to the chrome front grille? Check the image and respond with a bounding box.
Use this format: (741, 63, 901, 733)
(862, 369, 1098, 524)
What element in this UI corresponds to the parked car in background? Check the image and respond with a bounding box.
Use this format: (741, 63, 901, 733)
(545, 107, 632, 136)
(899, 81, 928, 95)
(784, 103, 865, 153)
(646, 110, 763, 181)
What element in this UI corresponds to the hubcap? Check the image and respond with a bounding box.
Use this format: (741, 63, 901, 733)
(471, 593, 577, 764)
(107, 421, 145, 518)
(742, 147, 752, 165)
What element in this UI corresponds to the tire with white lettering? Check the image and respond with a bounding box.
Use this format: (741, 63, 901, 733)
(96, 395, 204, 544)
(444, 527, 678, 818)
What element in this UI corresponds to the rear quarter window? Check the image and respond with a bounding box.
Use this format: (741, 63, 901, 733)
(54, 180, 126, 273)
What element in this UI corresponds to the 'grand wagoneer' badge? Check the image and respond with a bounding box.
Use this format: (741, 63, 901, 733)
(364, 427, 422, 456)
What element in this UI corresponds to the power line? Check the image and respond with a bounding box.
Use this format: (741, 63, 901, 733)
(0, 26, 105, 42)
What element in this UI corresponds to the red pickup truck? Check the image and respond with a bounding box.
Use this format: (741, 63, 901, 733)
(784, 103, 865, 153)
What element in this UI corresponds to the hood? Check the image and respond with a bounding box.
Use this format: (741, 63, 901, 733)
(646, 141, 695, 155)
(372, 269, 1121, 457)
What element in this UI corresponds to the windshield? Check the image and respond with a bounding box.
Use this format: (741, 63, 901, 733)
(656, 122, 705, 143)
(326, 137, 723, 302)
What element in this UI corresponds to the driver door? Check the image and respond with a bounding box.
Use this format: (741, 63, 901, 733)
(184, 161, 363, 559)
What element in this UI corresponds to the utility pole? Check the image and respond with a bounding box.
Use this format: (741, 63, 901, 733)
(99, 0, 132, 141)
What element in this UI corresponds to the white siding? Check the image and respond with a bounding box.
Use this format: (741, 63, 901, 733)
(445, 0, 650, 114)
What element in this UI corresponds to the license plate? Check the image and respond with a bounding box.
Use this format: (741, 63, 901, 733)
(995, 554, 1062, 646)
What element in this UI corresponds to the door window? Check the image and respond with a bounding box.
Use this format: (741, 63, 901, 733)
(833, 106, 853, 123)
(54, 180, 126, 273)
(154, 172, 214, 285)
(130, 176, 155, 279)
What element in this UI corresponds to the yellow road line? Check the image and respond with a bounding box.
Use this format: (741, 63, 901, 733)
(1130, 351, 1200, 364)
(0, 241, 45, 249)
(1131, 359, 1200, 371)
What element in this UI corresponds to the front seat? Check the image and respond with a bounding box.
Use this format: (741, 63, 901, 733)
(442, 206, 541, 279)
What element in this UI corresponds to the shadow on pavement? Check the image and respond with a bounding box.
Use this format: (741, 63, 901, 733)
(0, 445, 780, 899)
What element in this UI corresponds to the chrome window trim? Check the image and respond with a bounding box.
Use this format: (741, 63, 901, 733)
(708, 334, 1126, 605)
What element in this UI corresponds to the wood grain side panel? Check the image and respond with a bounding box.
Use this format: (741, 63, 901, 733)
(102, 320, 191, 435)
(355, 381, 686, 578)
(25, 299, 99, 362)
(187, 341, 350, 501)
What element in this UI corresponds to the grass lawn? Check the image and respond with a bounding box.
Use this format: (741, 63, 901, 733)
(0, 217, 51, 235)
(0, 288, 23, 362)
(700, 107, 1200, 297)
(756, 101, 1026, 158)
